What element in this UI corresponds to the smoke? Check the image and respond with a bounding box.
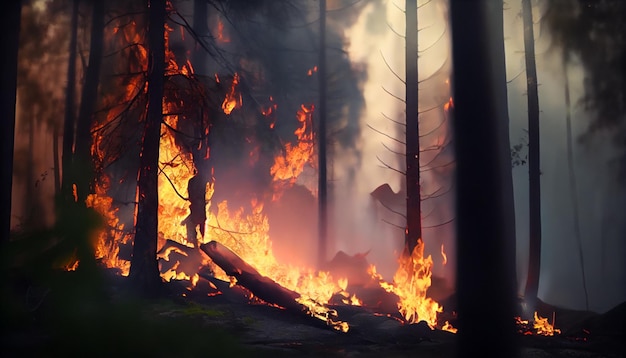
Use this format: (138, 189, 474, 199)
(337, 0, 455, 281)
(504, 1, 626, 312)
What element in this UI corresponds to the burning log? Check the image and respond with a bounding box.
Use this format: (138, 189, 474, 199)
(200, 241, 302, 312)
(200, 240, 350, 332)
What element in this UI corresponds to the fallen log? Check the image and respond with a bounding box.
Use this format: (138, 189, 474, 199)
(199, 241, 302, 312)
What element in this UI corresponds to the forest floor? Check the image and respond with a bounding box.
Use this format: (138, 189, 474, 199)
(1, 268, 624, 358)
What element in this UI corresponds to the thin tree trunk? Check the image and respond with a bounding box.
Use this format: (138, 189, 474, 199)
(522, 0, 542, 310)
(563, 57, 589, 310)
(130, 0, 166, 295)
(496, 0, 518, 296)
(74, 0, 104, 204)
(405, 0, 422, 256)
(61, 0, 79, 202)
(0, 0, 22, 242)
(53, 125, 61, 195)
(317, 0, 328, 267)
(70, 0, 104, 274)
(450, 0, 517, 356)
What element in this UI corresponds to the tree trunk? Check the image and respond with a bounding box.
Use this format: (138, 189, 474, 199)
(53, 125, 61, 196)
(405, 0, 422, 256)
(317, 0, 328, 267)
(130, 0, 166, 295)
(563, 56, 589, 310)
(0, 0, 22, 242)
(74, 0, 104, 204)
(450, 0, 517, 356)
(61, 0, 79, 203)
(496, 0, 518, 296)
(192, 0, 208, 74)
(522, 0, 542, 311)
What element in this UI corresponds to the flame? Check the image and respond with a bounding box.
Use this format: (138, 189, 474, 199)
(533, 311, 561, 336)
(216, 18, 230, 43)
(442, 321, 457, 333)
(90, 176, 131, 276)
(444, 97, 454, 112)
(440, 243, 447, 266)
(307, 66, 318, 76)
(515, 311, 561, 336)
(222, 73, 242, 115)
(371, 239, 443, 328)
(270, 104, 316, 186)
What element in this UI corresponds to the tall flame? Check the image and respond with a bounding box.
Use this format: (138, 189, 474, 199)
(270, 104, 316, 185)
(372, 239, 443, 328)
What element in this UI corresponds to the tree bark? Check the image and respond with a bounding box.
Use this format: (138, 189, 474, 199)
(74, 0, 104, 204)
(0, 0, 22, 242)
(450, 0, 518, 356)
(496, 0, 519, 297)
(61, 0, 79, 203)
(130, 0, 166, 295)
(317, 0, 328, 267)
(405, 0, 422, 256)
(522, 0, 542, 311)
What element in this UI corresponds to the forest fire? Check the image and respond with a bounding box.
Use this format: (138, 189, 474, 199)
(72, 9, 460, 334)
(6, 0, 626, 356)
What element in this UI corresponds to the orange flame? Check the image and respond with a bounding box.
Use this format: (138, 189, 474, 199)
(440, 243, 447, 266)
(216, 18, 230, 43)
(372, 239, 443, 328)
(222, 73, 242, 115)
(270, 104, 315, 185)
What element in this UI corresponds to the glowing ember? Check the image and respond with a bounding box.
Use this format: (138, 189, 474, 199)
(222, 73, 242, 115)
(216, 18, 230, 43)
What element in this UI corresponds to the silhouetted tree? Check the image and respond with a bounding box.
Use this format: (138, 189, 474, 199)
(130, 0, 166, 294)
(318, 0, 328, 267)
(405, 0, 422, 256)
(450, 0, 517, 356)
(61, 0, 79, 203)
(0, 0, 22, 243)
(74, 0, 105, 204)
(522, 0, 542, 311)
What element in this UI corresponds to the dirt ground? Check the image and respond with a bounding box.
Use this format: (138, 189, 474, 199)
(2, 270, 624, 357)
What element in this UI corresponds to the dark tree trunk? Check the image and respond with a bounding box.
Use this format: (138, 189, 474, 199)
(61, 0, 79, 202)
(450, 0, 517, 357)
(522, 0, 542, 311)
(317, 0, 328, 267)
(67, 0, 104, 274)
(53, 125, 61, 195)
(405, 0, 422, 256)
(186, 0, 210, 247)
(0, 0, 22, 242)
(192, 0, 208, 73)
(74, 0, 104, 204)
(496, 0, 518, 296)
(130, 0, 166, 295)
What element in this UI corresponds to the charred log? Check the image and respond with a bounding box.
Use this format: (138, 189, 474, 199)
(200, 241, 302, 312)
